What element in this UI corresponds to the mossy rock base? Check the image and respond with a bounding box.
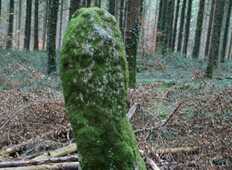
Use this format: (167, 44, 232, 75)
(60, 7, 146, 170)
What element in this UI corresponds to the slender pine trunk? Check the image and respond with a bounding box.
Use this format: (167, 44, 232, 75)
(192, 0, 205, 58)
(204, 0, 215, 57)
(58, 0, 64, 49)
(220, 0, 232, 63)
(206, 0, 225, 78)
(109, 0, 115, 15)
(177, 0, 187, 52)
(34, 0, 39, 50)
(17, 0, 22, 49)
(125, 0, 143, 88)
(47, 0, 59, 74)
(171, 0, 180, 50)
(42, 0, 49, 50)
(24, 0, 32, 50)
(69, 0, 81, 20)
(183, 0, 192, 55)
(6, 0, 14, 48)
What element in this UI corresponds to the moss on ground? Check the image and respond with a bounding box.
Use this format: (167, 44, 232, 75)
(60, 7, 146, 170)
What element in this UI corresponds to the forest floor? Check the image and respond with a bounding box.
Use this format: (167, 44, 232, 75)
(0, 49, 232, 169)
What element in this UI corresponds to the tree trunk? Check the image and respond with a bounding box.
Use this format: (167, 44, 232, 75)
(177, 0, 187, 52)
(0, 0, 2, 17)
(69, 0, 81, 20)
(42, 0, 49, 50)
(182, 0, 192, 55)
(87, 0, 91, 7)
(125, 0, 143, 88)
(17, 0, 22, 49)
(47, 0, 59, 74)
(204, 0, 215, 57)
(6, 0, 14, 48)
(119, 0, 125, 34)
(94, 0, 101, 7)
(206, 0, 225, 78)
(157, 0, 168, 52)
(58, 0, 64, 49)
(228, 32, 232, 60)
(109, 0, 115, 15)
(24, 0, 32, 50)
(171, 0, 180, 50)
(192, 0, 205, 58)
(220, 0, 232, 63)
(34, 0, 39, 50)
(157, 0, 163, 30)
(166, 0, 175, 49)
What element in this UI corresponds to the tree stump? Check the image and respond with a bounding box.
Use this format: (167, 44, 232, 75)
(60, 7, 146, 170)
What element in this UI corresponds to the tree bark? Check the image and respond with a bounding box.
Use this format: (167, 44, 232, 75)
(125, 0, 143, 88)
(0, 0, 2, 17)
(166, 0, 175, 49)
(192, 0, 205, 58)
(69, 0, 81, 20)
(183, 0, 192, 55)
(204, 0, 215, 57)
(109, 0, 115, 15)
(220, 0, 232, 63)
(58, 0, 64, 49)
(24, 0, 32, 50)
(42, 0, 49, 50)
(34, 0, 39, 50)
(171, 0, 180, 50)
(177, 0, 187, 52)
(119, 0, 125, 34)
(87, 0, 91, 7)
(206, 0, 225, 78)
(6, 0, 14, 48)
(47, 0, 59, 74)
(17, 0, 22, 49)
(94, 0, 101, 7)
(157, 0, 168, 51)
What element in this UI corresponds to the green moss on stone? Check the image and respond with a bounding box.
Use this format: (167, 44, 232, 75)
(60, 7, 146, 170)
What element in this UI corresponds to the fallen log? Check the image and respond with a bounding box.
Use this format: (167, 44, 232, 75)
(0, 155, 78, 168)
(0, 131, 55, 159)
(33, 143, 77, 160)
(0, 162, 80, 170)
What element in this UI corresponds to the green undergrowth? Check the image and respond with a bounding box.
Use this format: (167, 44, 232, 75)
(0, 49, 61, 91)
(137, 52, 232, 88)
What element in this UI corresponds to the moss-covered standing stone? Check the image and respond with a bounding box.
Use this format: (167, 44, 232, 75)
(60, 7, 147, 170)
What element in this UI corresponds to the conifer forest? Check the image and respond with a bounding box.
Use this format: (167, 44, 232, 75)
(0, 0, 232, 169)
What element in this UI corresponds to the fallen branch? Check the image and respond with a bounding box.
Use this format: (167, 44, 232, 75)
(160, 102, 184, 127)
(156, 146, 199, 155)
(127, 103, 139, 120)
(0, 155, 78, 168)
(33, 143, 77, 160)
(0, 162, 80, 170)
(0, 131, 55, 158)
(146, 157, 160, 170)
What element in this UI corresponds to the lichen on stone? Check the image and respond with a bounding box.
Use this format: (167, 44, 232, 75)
(60, 7, 146, 170)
